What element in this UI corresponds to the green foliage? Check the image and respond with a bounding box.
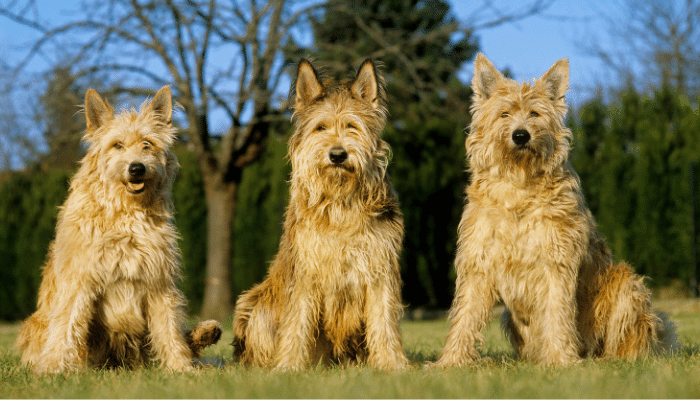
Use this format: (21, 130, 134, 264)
(0, 170, 71, 320)
(231, 134, 290, 301)
(570, 88, 700, 287)
(172, 146, 208, 314)
(386, 117, 467, 307)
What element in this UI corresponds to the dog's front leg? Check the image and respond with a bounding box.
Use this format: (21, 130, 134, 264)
(435, 268, 496, 367)
(273, 277, 320, 371)
(521, 264, 581, 365)
(35, 287, 95, 373)
(364, 277, 408, 370)
(146, 288, 193, 371)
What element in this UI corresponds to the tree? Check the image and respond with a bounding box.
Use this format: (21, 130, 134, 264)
(581, 0, 700, 98)
(0, 0, 320, 320)
(570, 86, 700, 292)
(36, 67, 92, 170)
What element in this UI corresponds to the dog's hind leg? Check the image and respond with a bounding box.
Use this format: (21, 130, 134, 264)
(15, 313, 49, 368)
(500, 308, 525, 356)
(233, 283, 279, 367)
(34, 287, 96, 373)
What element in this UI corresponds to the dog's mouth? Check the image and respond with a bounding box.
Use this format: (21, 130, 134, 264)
(331, 163, 355, 172)
(125, 179, 146, 194)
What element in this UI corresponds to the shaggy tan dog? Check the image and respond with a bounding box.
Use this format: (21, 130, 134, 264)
(435, 54, 676, 366)
(15, 87, 221, 373)
(233, 59, 408, 370)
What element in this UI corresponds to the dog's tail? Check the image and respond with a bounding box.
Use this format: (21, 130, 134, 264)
(595, 262, 678, 359)
(185, 320, 223, 359)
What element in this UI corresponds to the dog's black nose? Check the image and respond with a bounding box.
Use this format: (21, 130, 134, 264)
(129, 162, 146, 177)
(329, 147, 348, 164)
(512, 129, 530, 146)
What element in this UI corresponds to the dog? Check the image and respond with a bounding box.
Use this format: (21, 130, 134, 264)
(435, 54, 676, 366)
(232, 59, 408, 370)
(15, 86, 221, 373)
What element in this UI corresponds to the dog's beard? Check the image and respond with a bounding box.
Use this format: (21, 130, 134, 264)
(322, 164, 358, 189)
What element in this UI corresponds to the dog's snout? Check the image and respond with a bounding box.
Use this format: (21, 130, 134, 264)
(129, 162, 146, 177)
(329, 147, 348, 164)
(512, 129, 531, 146)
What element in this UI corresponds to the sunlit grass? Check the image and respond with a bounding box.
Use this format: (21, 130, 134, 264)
(1, 299, 699, 398)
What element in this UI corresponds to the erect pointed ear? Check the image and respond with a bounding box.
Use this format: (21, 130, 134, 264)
(146, 85, 173, 124)
(471, 53, 503, 102)
(85, 89, 114, 134)
(350, 59, 380, 108)
(294, 59, 324, 110)
(539, 58, 569, 102)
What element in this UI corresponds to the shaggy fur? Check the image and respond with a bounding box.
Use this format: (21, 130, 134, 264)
(435, 54, 677, 366)
(15, 87, 221, 373)
(232, 59, 408, 370)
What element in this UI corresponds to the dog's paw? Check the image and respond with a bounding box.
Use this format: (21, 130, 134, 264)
(190, 320, 223, 346)
(186, 320, 223, 358)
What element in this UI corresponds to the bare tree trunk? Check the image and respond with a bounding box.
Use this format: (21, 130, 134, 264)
(201, 174, 238, 321)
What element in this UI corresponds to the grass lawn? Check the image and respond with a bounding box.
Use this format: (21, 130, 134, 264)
(1, 298, 699, 398)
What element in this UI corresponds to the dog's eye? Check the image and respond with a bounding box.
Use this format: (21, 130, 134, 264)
(113, 142, 124, 150)
(347, 123, 358, 130)
(529, 111, 540, 118)
(500, 111, 510, 118)
(314, 124, 326, 132)
(143, 140, 153, 149)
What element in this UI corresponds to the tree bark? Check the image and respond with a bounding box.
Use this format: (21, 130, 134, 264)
(200, 174, 238, 321)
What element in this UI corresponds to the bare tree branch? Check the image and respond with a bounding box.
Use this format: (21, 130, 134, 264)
(579, 0, 700, 98)
(465, 0, 556, 30)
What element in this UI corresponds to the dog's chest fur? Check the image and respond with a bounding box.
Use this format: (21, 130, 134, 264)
(293, 216, 373, 297)
(67, 210, 178, 331)
(466, 175, 588, 280)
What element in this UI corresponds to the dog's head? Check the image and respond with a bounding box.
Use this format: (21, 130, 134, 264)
(81, 86, 179, 206)
(466, 53, 572, 180)
(289, 59, 391, 204)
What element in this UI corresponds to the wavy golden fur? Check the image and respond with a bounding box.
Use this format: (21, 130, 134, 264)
(15, 87, 221, 373)
(436, 54, 677, 366)
(232, 59, 407, 370)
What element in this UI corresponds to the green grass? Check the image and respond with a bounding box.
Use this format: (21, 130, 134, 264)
(1, 299, 699, 398)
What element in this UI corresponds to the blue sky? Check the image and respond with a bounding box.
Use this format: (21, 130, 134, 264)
(1, 0, 612, 106)
(450, 0, 611, 106)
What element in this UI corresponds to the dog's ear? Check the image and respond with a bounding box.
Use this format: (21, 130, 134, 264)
(85, 89, 114, 135)
(147, 86, 173, 125)
(540, 58, 569, 102)
(294, 59, 324, 110)
(472, 53, 503, 102)
(350, 59, 381, 108)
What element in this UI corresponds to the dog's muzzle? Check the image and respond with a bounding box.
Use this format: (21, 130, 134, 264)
(126, 162, 147, 194)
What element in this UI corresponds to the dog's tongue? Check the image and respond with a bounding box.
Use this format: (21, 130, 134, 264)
(128, 181, 145, 191)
